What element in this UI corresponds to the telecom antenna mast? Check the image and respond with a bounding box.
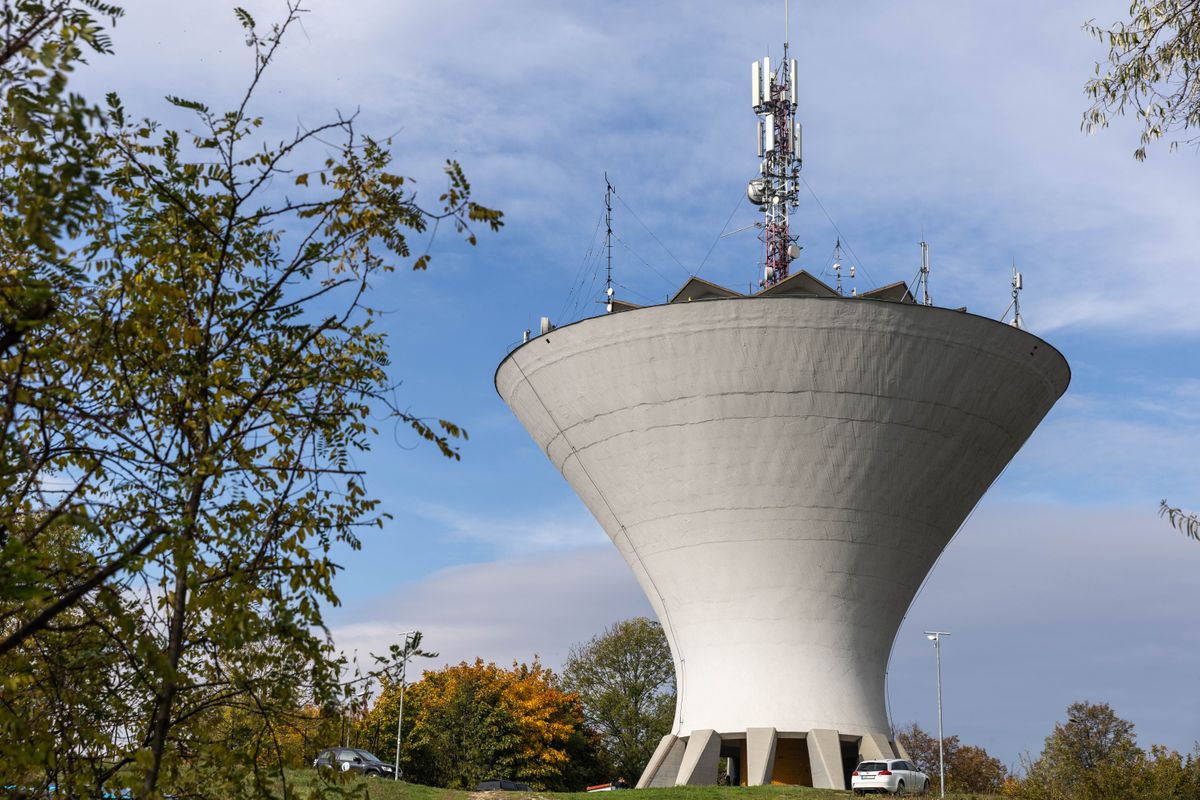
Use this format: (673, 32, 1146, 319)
(748, 19, 803, 289)
(1009, 264, 1023, 329)
(832, 239, 853, 296)
(604, 174, 615, 313)
(1000, 261, 1024, 329)
(918, 240, 932, 306)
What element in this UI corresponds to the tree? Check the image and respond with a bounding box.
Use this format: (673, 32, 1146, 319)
(952, 743, 1008, 794)
(1134, 744, 1200, 799)
(0, 3, 502, 798)
(361, 658, 601, 791)
(896, 722, 1007, 794)
(897, 723, 953, 787)
(1084, 1, 1200, 160)
(1, 0, 122, 253)
(1017, 701, 1144, 800)
(561, 618, 676, 782)
(1, 0, 125, 643)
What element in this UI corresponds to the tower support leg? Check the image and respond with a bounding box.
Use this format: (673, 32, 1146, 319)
(745, 727, 777, 786)
(860, 731, 898, 761)
(637, 735, 683, 788)
(806, 729, 846, 790)
(675, 729, 722, 786)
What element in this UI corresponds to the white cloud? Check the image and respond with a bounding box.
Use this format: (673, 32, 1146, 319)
(891, 503, 1200, 768)
(411, 502, 608, 555)
(82, 2, 1200, 335)
(1000, 376, 1200, 505)
(327, 545, 652, 673)
(330, 502, 1200, 769)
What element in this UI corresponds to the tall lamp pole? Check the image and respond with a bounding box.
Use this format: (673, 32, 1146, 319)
(924, 631, 951, 798)
(393, 630, 415, 782)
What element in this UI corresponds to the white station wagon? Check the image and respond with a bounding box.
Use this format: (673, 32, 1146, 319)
(851, 758, 930, 795)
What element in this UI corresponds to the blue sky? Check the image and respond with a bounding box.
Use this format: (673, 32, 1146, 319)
(81, 0, 1200, 771)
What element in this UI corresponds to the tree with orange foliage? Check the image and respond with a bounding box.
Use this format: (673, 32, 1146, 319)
(359, 658, 603, 790)
(896, 722, 1007, 794)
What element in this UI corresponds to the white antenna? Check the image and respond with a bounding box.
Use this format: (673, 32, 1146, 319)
(1000, 261, 1024, 329)
(1010, 263, 1023, 329)
(918, 240, 932, 306)
(785, 0, 789, 51)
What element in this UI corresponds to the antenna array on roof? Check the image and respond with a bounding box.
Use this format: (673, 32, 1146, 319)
(747, 5, 803, 290)
(918, 240, 932, 307)
(604, 174, 615, 313)
(832, 238, 855, 297)
(1000, 262, 1024, 329)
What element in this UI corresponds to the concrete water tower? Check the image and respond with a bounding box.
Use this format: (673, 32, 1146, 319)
(495, 34, 1069, 792)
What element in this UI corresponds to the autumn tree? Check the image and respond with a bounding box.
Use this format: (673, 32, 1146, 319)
(1, 0, 122, 253)
(1, 0, 124, 639)
(896, 722, 1006, 794)
(1017, 701, 1144, 800)
(1134, 744, 1200, 799)
(0, 3, 502, 798)
(1084, 0, 1200, 160)
(361, 658, 602, 791)
(562, 618, 676, 782)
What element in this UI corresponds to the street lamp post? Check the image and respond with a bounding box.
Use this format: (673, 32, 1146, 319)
(393, 630, 416, 782)
(924, 631, 951, 798)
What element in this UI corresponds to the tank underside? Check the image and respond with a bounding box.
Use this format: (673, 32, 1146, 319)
(495, 296, 1069, 788)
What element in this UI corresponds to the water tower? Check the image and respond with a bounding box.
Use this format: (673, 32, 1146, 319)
(495, 35, 1068, 792)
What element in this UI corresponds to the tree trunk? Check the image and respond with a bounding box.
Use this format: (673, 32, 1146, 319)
(141, 555, 189, 799)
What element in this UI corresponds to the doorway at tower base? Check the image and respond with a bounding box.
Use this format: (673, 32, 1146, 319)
(636, 728, 903, 789)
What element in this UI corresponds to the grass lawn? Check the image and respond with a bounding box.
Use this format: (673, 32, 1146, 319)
(282, 772, 1001, 800)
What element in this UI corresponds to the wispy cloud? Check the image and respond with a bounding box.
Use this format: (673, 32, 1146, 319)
(893, 502, 1200, 768)
(999, 384, 1200, 506)
(84, 2, 1200, 334)
(411, 503, 608, 555)
(327, 545, 651, 673)
(331, 502, 1200, 769)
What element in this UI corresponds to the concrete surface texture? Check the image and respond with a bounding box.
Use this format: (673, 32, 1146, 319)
(496, 296, 1069, 758)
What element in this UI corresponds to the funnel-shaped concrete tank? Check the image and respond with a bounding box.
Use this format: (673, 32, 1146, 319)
(496, 297, 1069, 789)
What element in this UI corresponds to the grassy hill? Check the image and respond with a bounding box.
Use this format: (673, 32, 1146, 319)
(282, 771, 1001, 800)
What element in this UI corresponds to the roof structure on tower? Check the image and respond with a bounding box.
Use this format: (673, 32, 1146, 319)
(669, 276, 744, 303)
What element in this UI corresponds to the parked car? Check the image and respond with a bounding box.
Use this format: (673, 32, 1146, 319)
(312, 747, 396, 778)
(474, 779, 533, 791)
(851, 759, 929, 795)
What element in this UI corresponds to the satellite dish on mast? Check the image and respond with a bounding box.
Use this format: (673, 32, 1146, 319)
(787, 244, 802, 261)
(747, 179, 767, 206)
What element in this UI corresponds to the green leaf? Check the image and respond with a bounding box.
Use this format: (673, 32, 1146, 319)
(233, 7, 256, 30)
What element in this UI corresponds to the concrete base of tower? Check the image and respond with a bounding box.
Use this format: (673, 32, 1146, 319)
(637, 735, 684, 788)
(636, 728, 902, 789)
(745, 727, 777, 786)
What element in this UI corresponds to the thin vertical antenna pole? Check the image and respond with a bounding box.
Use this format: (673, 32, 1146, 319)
(604, 174, 614, 312)
(834, 238, 843, 296)
(919, 240, 931, 306)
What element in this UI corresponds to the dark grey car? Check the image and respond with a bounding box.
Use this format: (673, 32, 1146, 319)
(312, 747, 396, 777)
